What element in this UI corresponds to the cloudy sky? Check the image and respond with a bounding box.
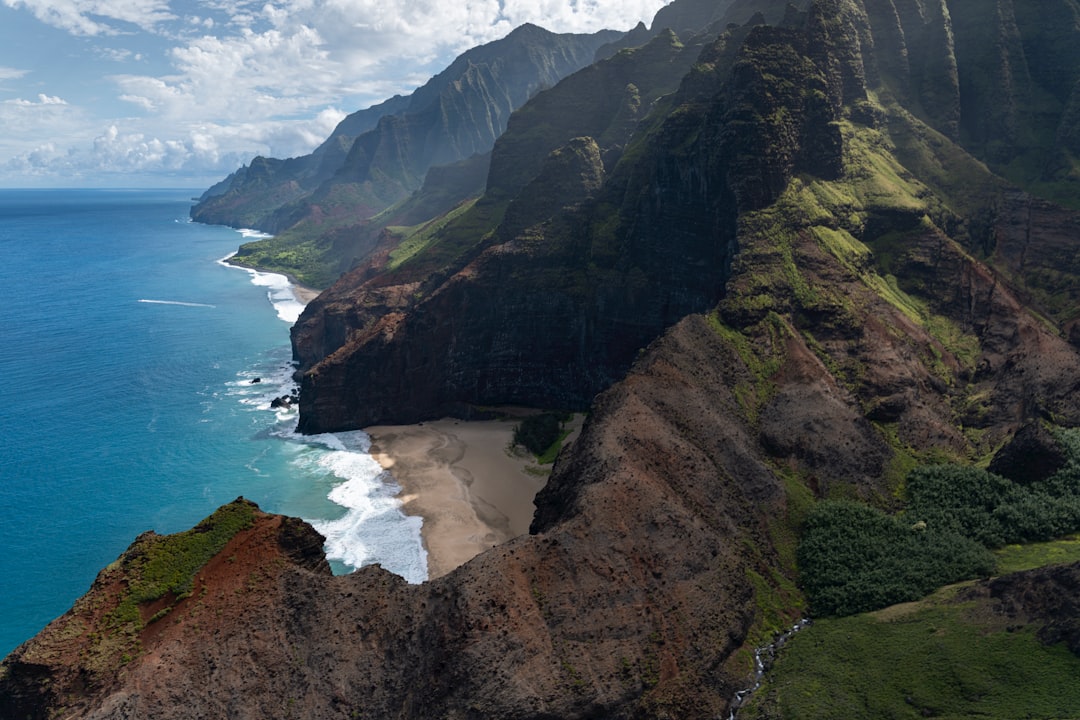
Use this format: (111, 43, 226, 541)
(0, 0, 669, 188)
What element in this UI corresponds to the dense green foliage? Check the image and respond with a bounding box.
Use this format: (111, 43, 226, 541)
(905, 461, 1080, 548)
(799, 429, 1080, 616)
(796, 500, 994, 617)
(513, 413, 567, 456)
(741, 593, 1080, 720)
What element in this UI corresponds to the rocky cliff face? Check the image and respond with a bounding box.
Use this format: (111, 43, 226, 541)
(189, 25, 621, 242)
(291, 0, 1080, 440)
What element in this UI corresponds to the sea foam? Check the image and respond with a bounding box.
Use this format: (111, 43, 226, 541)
(302, 432, 428, 583)
(218, 246, 305, 324)
(219, 233, 428, 583)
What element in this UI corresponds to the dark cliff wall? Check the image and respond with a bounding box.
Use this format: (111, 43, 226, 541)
(291, 10, 865, 432)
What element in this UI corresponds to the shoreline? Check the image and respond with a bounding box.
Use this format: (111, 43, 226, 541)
(219, 251, 323, 305)
(288, 282, 321, 304)
(365, 419, 548, 580)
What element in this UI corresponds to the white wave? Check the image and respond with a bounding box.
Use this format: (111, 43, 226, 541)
(238, 228, 273, 240)
(217, 247, 306, 323)
(228, 359, 300, 423)
(300, 431, 428, 584)
(138, 299, 216, 308)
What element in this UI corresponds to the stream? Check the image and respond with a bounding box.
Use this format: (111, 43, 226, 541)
(727, 619, 812, 719)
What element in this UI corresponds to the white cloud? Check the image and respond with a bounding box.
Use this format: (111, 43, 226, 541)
(0, 93, 81, 140)
(3, 0, 177, 35)
(0, 66, 28, 80)
(0, 0, 671, 185)
(1, 106, 349, 184)
(98, 47, 145, 62)
(11, 93, 67, 106)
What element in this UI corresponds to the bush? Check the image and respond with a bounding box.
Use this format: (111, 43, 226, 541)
(797, 500, 994, 617)
(798, 427, 1080, 617)
(513, 413, 565, 455)
(903, 465, 1015, 547)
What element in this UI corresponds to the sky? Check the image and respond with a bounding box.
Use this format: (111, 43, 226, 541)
(0, 0, 670, 188)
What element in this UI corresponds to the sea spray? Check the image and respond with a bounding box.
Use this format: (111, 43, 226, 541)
(302, 431, 428, 583)
(217, 249, 306, 324)
(223, 241, 428, 582)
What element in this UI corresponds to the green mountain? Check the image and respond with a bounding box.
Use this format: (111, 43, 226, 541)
(7, 1, 1080, 718)
(189, 23, 623, 286)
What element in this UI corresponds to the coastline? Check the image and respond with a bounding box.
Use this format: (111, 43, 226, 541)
(365, 419, 548, 579)
(217, 242, 544, 581)
(220, 252, 323, 304)
(288, 282, 321, 304)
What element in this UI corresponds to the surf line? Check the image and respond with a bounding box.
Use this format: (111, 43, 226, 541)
(138, 299, 217, 308)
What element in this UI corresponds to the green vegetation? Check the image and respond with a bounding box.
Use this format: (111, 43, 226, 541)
(904, 459, 1080, 548)
(97, 501, 256, 659)
(796, 499, 994, 617)
(995, 535, 1080, 575)
(124, 500, 257, 606)
(388, 198, 506, 279)
(798, 428, 1080, 617)
(386, 198, 478, 270)
(231, 233, 338, 289)
(48, 500, 261, 679)
(740, 589, 1080, 719)
(513, 412, 570, 458)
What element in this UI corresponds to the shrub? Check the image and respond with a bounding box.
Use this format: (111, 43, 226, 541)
(797, 500, 994, 617)
(513, 413, 566, 455)
(799, 427, 1080, 617)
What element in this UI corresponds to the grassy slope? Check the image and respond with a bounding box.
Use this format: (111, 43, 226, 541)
(741, 536, 1080, 719)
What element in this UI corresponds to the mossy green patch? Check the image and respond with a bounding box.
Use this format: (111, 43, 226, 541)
(95, 500, 257, 668)
(126, 500, 257, 605)
(705, 310, 785, 424)
(745, 568, 805, 648)
(386, 198, 479, 270)
(995, 535, 1080, 575)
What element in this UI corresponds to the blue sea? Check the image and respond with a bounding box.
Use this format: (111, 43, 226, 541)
(0, 188, 426, 657)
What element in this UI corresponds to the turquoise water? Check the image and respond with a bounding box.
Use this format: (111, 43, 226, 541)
(0, 189, 425, 657)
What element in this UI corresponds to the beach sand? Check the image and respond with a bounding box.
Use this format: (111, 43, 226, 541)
(291, 283, 321, 304)
(365, 418, 551, 579)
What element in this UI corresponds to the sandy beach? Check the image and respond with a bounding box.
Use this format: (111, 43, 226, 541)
(290, 283, 321, 304)
(366, 418, 552, 579)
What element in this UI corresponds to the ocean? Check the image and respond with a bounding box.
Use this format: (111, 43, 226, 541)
(0, 188, 427, 658)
